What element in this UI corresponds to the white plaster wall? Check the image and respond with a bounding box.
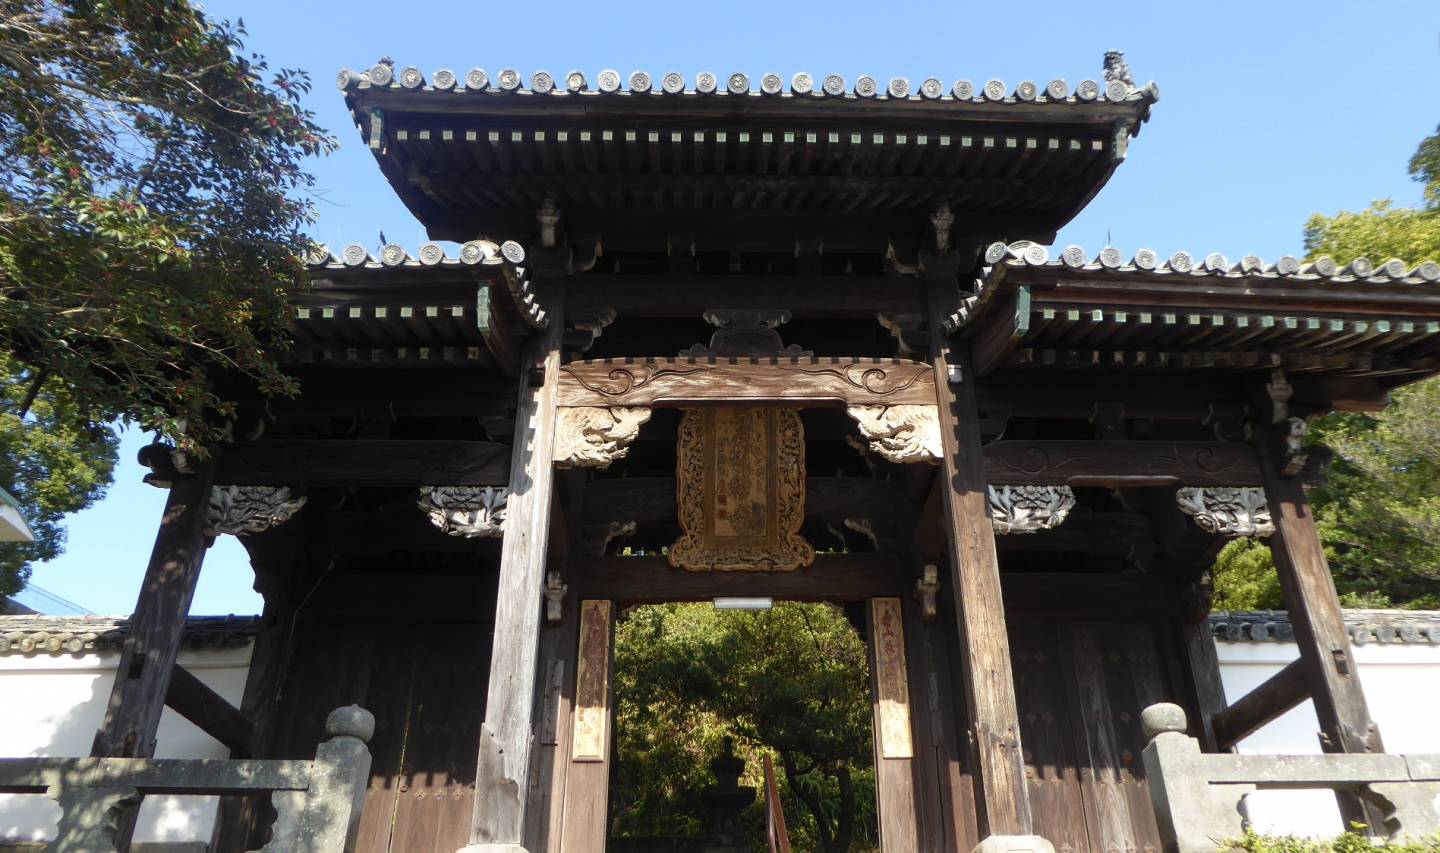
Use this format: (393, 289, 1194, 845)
(0, 645, 252, 846)
(1215, 640, 1440, 838)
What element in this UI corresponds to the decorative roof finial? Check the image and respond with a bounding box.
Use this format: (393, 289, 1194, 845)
(376, 55, 395, 68)
(1102, 50, 1134, 87)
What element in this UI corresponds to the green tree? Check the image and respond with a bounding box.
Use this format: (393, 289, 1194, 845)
(0, 355, 116, 597)
(0, 1, 332, 592)
(1214, 125, 1440, 610)
(613, 603, 878, 853)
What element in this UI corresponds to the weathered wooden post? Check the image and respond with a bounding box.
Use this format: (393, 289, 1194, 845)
(89, 451, 216, 851)
(923, 242, 1049, 853)
(1259, 420, 1386, 828)
(464, 245, 566, 853)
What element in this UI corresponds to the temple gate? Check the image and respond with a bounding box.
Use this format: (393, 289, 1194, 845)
(75, 54, 1440, 853)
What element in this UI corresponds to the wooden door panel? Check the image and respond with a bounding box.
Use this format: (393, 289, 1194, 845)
(1011, 615, 1175, 853)
(389, 623, 489, 853)
(1011, 620, 1088, 853)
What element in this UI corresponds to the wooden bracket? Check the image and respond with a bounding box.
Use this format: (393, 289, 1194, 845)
(914, 564, 940, 622)
(544, 570, 568, 625)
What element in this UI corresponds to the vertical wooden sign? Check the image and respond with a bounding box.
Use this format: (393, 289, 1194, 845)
(871, 597, 915, 759)
(571, 600, 613, 762)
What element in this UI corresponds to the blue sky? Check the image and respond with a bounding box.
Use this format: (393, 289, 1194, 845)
(24, 0, 1440, 615)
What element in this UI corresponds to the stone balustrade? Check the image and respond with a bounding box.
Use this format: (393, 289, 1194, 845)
(1140, 703, 1440, 851)
(0, 705, 375, 853)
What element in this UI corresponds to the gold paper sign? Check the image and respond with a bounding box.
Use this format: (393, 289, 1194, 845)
(571, 600, 612, 762)
(871, 597, 915, 759)
(669, 406, 814, 572)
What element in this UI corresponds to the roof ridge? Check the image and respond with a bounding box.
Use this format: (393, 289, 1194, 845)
(981, 241, 1440, 285)
(337, 63, 1160, 107)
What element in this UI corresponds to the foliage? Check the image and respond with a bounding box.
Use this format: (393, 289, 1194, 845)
(0, 355, 116, 596)
(0, 0, 334, 455)
(1224, 827, 1440, 852)
(1212, 538, 1284, 610)
(1302, 201, 1440, 267)
(0, 1, 331, 587)
(612, 602, 878, 853)
(1214, 125, 1440, 611)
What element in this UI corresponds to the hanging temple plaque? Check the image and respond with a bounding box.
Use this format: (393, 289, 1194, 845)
(669, 406, 815, 572)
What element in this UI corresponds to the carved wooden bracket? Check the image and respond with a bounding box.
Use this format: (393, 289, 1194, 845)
(554, 407, 653, 469)
(544, 570, 568, 625)
(204, 486, 307, 537)
(1176, 487, 1274, 538)
(843, 517, 880, 551)
(987, 485, 1076, 534)
(914, 564, 940, 622)
(583, 520, 637, 556)
(846, 404, 942, 463)
(417, 485, 508, 538)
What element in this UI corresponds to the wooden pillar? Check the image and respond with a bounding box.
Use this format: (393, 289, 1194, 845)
(90, 458, 215, 850)
(1261, 456, 1385, 825)
(924, 272, 1035, 840)
(868, 597, 920, 852)
(467, 273, 566, 851)
(556, 599, 615, 853)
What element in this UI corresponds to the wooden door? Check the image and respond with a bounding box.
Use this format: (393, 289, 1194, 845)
(268, 613, 490, 853)
(1010, 616, 1180, 853)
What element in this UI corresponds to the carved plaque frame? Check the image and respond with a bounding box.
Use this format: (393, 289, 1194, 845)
(668, 407, 815, 572)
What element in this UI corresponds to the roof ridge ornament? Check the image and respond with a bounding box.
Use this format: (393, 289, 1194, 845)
(1102, 50, 1134, 88)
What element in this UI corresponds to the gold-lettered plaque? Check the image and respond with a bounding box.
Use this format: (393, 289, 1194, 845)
(668, 406, 814, 572)
(871, 597, 914, 759)
(571, 600, 613, 762)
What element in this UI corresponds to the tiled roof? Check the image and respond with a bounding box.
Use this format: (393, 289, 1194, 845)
(979, 241, 1440, 286)
(337, 63, 1159, 110)
(0, 615, 259, 656)
(1209, 609, 1440, 645)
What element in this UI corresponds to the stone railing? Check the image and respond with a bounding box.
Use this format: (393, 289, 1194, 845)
(0, 705, 374, 853)
(1140, 703, 1440, 852)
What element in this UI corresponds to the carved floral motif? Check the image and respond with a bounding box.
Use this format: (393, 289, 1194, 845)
(988, 485, 1076, 534)
(669, 407, 814, 572)
(204, 486, 307, 537)
(554, 407, 653, 469)
(1175, 487, 1274, 538)
(417, 486, 508, 538)
(846, 404, 942, 463)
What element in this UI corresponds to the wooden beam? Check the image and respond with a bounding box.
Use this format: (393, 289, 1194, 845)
(568, 274, 926, 320)
(556, 357, 935, 408)
(983, 439, 1265, 486)
(969, 286, 1031, 376)
(468, 267, 566, 849)
(91, 462, 216, 850)
(925, 266, 1034, 838)
(215, 439, 510, 487)
(165, 663, 254, 758)
(1262, 453, 1386, 827)
(577, 554, 906, 603)
(1212, 658, 1310, 752)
